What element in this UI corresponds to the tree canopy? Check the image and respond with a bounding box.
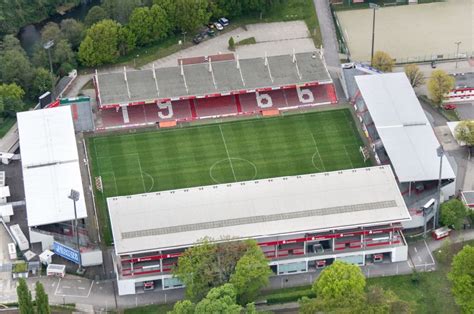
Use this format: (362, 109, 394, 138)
(194, 284, 242, 314)
(84, 6, 109, 26)
(60, 19, 85, 49)
(448, 245, 474, 313)
(372, 51, 394, 72)
(78, 19, 121, 66)
(455, 120, 474, 147)
(16, 278, 33, 314)
(440, 199, 468, 230)
(427, 70, 455, 105)
(404, 64, 425, 88)
(35, 281, 51, 314)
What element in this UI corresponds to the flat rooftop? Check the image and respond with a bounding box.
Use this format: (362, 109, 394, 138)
(96, 52, 331, 106)
(108, 165, 411, 255)
(17, 106, 87, 227)
(355, 73, 456, 183)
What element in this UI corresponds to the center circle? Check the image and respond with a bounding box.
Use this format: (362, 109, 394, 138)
(209, 158, 258, 184)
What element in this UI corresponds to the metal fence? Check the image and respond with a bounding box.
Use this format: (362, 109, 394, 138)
(394, 52, 472, 65)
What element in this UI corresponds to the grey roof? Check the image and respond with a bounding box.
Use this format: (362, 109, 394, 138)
(355, 73, 456, 182)
(453, 72, 474, 89)
(107, 166, 411, 255)
(96, 52, 331, 106)
(462, 191, 474, 205)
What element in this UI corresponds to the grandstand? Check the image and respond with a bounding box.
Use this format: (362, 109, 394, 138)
(94, 52, 337, 129)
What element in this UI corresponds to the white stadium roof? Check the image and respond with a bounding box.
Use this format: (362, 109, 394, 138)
(17, 106, 87, 227)
(355, 73, 455, 183)
(108, 165, 411, 255)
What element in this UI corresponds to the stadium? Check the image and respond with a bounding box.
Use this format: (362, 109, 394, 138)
(16, 51, 420, 295)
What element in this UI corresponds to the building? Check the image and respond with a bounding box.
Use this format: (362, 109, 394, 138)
(17, 106, 102, 266)
(341, 67, 457, 228)
(107, 165, 411, 295)
(93, 52, 337, 130)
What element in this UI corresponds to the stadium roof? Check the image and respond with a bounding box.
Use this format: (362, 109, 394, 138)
(355, 73, 456, 183)
(108, 165, 410, 255)
(17, 106, 87, 227)
(96, 52, 331, 107)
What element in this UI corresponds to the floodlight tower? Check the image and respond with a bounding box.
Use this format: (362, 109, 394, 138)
(68, 189, 84, 274)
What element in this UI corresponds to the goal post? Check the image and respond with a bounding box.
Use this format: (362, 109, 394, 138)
(95, 176, 103, 192)
(359, 146, 370, 163)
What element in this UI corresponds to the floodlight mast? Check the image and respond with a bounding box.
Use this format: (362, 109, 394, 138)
(369, 3, 380, 66)
(68, 189, 84, 274)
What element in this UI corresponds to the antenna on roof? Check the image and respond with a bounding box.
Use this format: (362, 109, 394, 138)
(152, 63, 159, 96)
(180, 60, 188, 93)
(236, 54, 245, 86)
(264, 52, 274, 83)
(209, 57, 217, 89)
(123, 66, 131, 99)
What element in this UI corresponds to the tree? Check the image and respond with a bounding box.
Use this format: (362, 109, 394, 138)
(41, 22, 62, 45)
(31, 44, 49, 68)
(101, 0, 144, 24)
(0, 83, 25, 114)
(35, 281, 50, 314)
(0, 49, 33, 89)
(228, 37, 235, 50)
(371, 51, 395, 72)
(169, 299, 195, 314)
(194, 284, 242, 314)
(31, 68, 53, 98)
(313, 261, 366, 309)
(60, 19, 85, 48)
(440, 199, 467, 230)
(151, 4, 172, 40)
(1, 35, 23, 52)
(404, 64, 425, 88)
(84, 6, 109, 26)
(448, 245, 474, 313)
(53, 40, 75, 67)
(427, 69, 455, 105)
(128, 7, 156, 45)
(117, 27, 137, 57)
(154, 0, 178, 30)
(454, 120, 474, 148)
(365, 286, 412, 313)
(173, 238, 255, 302)
(78, 20, 120, 66)
(16, 278, 33, 314)
(230, 241, 272, 305)
(174, 0, 211, 33)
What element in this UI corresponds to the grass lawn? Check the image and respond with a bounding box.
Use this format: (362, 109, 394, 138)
(88, 109, 367, 244)
(124, 303, 174, 314)
(0, 116, 16, 138)
(236, 37, 257, 45)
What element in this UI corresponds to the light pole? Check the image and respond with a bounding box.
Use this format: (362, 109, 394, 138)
(68, 189, 84, 274)
(369, 3, 380, 66)
(43, 40, 55, 92)
(435, 146, 444, 229)
(182, 31, 187, 44)
(454, 41, 462, 69)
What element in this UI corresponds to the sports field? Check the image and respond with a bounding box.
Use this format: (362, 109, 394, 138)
(88, 109, 369, 244)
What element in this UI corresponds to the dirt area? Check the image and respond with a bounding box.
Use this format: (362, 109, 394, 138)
(336, 0, 472, 62)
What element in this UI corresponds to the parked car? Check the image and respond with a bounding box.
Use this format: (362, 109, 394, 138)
(443, 104, 457, 110)
(213, 22, 224, 31)
(193, 34, 204, 44)
(218, 17, 229, 26)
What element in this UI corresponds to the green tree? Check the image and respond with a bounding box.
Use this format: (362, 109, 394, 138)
(365, 286, 412, 313)
(404, 64, 425, 88)
(230, 240, 271, 305)
(194, 284, 242, 314)
(0, 83, 24, 114)
(313, 261, 366, 310)
(448, 245, 474, 313)
(128, 7, 155, 45)
(371, 51, 395, 72)
(169, 299, 195, 314)
(173, 238, 255, 302)
(151, 4, 172, 39)
(101, 0, 144, 24)
(154, 0, 177, 30)
(41, 22, 62, 45)
(78, 20, 120, 66)
(31, 68, 53, 98)
(31, 44, 49, 68)
(84, 6, 109, 26)
(1, 35, 23, 52)
(53, 39, 75, 67)
(427, 69, 455, 105)
(440, 199, 467, 230)
(0, 49, 33, 89)
(228, 36, 235, 50)
(16, 278, 33, 314)
(117, 27, 137, 57)
(60, 19, 85, 48)
(35, 281, 50, 314)
(455, 120, 474, 147)
(174, 0, 211, 33)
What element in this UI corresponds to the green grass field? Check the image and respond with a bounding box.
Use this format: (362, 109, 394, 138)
(88, 109, 368, 244)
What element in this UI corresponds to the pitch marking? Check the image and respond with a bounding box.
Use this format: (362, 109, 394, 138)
(136, 155, 146, 193)
(343, 145, 354, 168)
(219, 125, 237, 182)
(310, 133, 326, 171)
(142, 171, 155, 192)
(209, 158, 257, 184)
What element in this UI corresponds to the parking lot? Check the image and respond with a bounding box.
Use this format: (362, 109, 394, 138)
(145, 21, 317, 69)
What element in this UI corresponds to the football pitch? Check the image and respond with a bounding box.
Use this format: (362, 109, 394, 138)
(88, 109, 369, 244)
